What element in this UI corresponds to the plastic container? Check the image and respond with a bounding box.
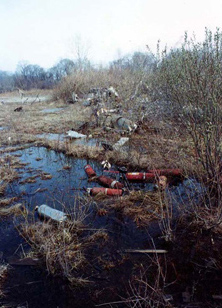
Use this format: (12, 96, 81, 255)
(36, 204, 67, 222)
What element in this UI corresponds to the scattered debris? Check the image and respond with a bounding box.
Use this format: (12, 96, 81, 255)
(101, 160, 111, 170)
(97, 175, 124, 189)
(87, 187, 123, 196)
(96, 107, 118, 117)
(66, 92, 79, 104)
(82, 100, 91, 107)
(84, 164, 97, 178)
(147, 169, 183, 177)
(114, 116, 137, 133)
(87, 86, 119, 104)
(126, 172, 157, 182)
(100, 114, 137, 133)
(101, 142, 113, 151)
(35, 204, 68, 222)
(126, 169, 183, 185)
(14, 106, 23, 112)
(113, 137, 129, 150)
(72, 92, 79, 103)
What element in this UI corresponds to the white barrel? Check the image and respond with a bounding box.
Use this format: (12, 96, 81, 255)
(36, 204, 67, 222)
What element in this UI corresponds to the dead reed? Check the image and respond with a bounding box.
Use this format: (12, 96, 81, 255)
(0, 264, 9, 298)
(0, 203, 25, 217)
(19, 198, 109, 287)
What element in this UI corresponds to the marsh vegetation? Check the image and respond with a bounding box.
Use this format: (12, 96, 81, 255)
(0, 29, 222, 307)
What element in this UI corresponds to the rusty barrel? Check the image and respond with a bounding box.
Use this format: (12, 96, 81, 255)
(147, 169, 182, 177)
(126, 172, 156, 182)
(97, 175, 124, 189)
(84, 164, 96, 178)
(87, 187, 123, 196)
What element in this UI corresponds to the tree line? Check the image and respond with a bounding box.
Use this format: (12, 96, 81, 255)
(0, 51, 155, 93)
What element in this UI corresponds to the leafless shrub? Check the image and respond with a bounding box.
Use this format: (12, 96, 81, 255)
(0, 203, 25, 217)
(104, 254, 175, 308)
(154, 29, 222, 225)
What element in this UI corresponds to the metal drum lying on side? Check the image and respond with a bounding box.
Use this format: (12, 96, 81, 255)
(36, 204, 68, 222)
(147, 169, 182, 177)
(126, 172, 156, 182)
(97, 175, 124, 189)
(87, 187, 123, 196)
(84, 164, 97, 178)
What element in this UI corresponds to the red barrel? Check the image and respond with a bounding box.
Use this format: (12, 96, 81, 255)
(87, 187, 123, 196)
(126, 172, 156, 182)
(84, 164, 96, 178)
(97, 175, 124, 189)
(147, 169, 182, 177)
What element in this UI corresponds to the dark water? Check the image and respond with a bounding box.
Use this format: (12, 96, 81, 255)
(1, 146, 204, 253)
(0, 146, 205, 307)
(6, 146, 103, 211)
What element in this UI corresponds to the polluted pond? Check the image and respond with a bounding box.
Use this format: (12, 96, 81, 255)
(0, 145, 206, 307)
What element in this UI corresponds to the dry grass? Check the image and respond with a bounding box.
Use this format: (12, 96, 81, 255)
(19, 198, 109, 287)
(20, 221, 109, 286)
(19, 176, 38, 184)
(0, 203, 25, 217)
(0, 197, 18, 207)
(0, 155, 28, 200)
(92, 190, 168, 227)
(0, 264, 9, 298)
(40, 172, 53, 180)
(0, 164, 20, 183)
(0, 87, 197, 173)
(0, 89, 52, 99)
(0, 183, 7, 196)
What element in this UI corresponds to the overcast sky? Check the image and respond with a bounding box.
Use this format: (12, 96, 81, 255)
(0, 0, 221, 72)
